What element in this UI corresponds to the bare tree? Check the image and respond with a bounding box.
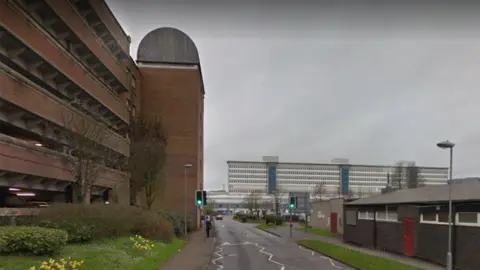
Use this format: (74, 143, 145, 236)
(312, 183, 326, 200)
(336, 186, 344, 198)
(62, 112, 114, 204)
(417, 175, 427, 187)
(128, 115, 167, 209)
(391, 162, 405, 189)
(271, 186, 285, 216)
(204, 198, 216, 215)
(244, 192, 261, 217)
(345, 188, 356, 199)
(392, 161, 424, 189)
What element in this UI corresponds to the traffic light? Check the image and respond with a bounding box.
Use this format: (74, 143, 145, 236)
(289, 196, 297, 209)
(195, 190, 203, 206)
(202, 190, 207, 206)
(195, 190, 207, 206)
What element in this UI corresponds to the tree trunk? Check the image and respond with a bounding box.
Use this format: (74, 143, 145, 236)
(83, 185, 91, 204)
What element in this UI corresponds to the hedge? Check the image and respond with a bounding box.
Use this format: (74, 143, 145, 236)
(35, 204, 173, 243)
(0, 226, 68, 255)
(265, 215, 284, 225)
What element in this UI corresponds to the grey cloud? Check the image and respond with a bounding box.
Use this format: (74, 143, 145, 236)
(108, 0, 480, 189)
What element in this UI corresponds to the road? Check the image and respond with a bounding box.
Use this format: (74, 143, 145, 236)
(207, 217, 352, 270)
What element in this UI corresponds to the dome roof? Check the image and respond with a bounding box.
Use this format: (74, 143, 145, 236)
(137, 27, 200, 64)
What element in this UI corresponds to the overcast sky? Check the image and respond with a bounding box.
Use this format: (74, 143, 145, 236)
(107, 0, 480, 189)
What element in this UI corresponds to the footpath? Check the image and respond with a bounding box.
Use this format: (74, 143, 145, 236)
(262, 225, 443, 270)
(159, 229, 215, 270)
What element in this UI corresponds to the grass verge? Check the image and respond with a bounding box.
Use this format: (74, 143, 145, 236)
(298, 240, 423, 270)
(296, 228, 336, 237)
(0, 237, 184, 270)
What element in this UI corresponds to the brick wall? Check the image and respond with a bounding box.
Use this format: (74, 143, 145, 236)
(139, 65, 203, 229)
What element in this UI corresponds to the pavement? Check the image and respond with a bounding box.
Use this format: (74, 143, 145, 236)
(160, 228, 216, 270)
(263, 225, 444, 270)
(206, 217, 353, 270)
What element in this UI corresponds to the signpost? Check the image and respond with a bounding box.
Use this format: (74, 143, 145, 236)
(288, 192, 311, 236)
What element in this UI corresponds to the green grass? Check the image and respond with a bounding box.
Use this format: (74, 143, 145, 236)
(0, 237, 184, 270)
(255, 223, 287, 229)
(298, 240, 423, 270)
(296, 227, 337, 237)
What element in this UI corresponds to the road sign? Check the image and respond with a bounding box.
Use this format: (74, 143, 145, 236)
(288, 192, 311, 214)
(192, 209, 197, 215)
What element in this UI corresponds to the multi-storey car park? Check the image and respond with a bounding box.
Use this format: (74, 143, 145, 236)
(227, 156, 448, 198)
(0, 0, 204, 227)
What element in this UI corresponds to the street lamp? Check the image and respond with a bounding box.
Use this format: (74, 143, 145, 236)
(436, 140, 455, 270)
(184, 163, 193, 241)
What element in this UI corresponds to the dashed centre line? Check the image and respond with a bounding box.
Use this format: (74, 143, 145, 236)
(211, 241, 285, 270)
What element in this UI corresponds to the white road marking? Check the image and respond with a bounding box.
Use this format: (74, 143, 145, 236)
(212, 246, 224, 270)
(298, 245, 344, 269)
(299, 246, 314, 256)
(253, 242, 286, 270)
(211, 241, 285, 270)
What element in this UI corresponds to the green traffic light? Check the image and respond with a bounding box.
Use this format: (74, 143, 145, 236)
(290, 204, 294, 208)
(197, 200, 202, 205)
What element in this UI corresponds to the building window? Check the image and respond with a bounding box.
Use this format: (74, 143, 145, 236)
(420, 212, 450, 225)
(346, 210, 357, 226)
(421, 212, 437, 222)
(358, 210, 374, 220)
(456, 212, 480, 227)
(376, 206, 398, 222)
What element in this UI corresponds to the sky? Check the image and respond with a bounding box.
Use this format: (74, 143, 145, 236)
(107, 0, 480, 189)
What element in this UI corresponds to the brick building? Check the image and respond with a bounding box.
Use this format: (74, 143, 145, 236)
(343, 183, 480, 270)
(0, 0, 204, 226)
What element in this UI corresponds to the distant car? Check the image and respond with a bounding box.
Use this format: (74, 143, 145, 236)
(216, 215, 223, 220)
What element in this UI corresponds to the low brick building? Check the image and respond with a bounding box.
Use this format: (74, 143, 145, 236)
(343, 182, 480, 270)
(310, 198, 345, 234)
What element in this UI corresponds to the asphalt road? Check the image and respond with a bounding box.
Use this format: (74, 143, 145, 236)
(207, 217, 352, 270)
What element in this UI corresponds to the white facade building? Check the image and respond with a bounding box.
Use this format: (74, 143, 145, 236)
(227, 157, 448, 198)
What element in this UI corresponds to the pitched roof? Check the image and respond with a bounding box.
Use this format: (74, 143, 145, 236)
(346, 183, 480, 206)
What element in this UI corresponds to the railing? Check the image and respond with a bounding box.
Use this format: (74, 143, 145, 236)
(0, 208, 39, 226)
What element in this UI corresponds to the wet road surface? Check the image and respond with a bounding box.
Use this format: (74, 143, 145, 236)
(207, 217, 353, 270)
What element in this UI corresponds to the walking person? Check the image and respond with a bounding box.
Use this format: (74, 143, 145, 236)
(206, 216, 212, 238)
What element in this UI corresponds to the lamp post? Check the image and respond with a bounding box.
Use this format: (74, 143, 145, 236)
(437, 140, 455, 270)
(184, 164, 193, 241)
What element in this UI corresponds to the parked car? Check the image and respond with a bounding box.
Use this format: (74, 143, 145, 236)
(216, 214, 223, 220)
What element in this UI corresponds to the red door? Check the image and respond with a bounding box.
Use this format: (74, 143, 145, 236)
(403, 219, 415, 256)
(330, 212, 338, 233)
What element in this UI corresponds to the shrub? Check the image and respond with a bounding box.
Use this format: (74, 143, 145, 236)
(157, 210, 192, 237)
(38, 220, 93, 243)
(265, 215, 284, 225)
(0, 226, 67, 255)
(36, 204, 173, 243)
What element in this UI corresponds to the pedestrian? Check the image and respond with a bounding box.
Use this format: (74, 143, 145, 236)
(200, 215, 205, 228)
(206, 216, 212, 238)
